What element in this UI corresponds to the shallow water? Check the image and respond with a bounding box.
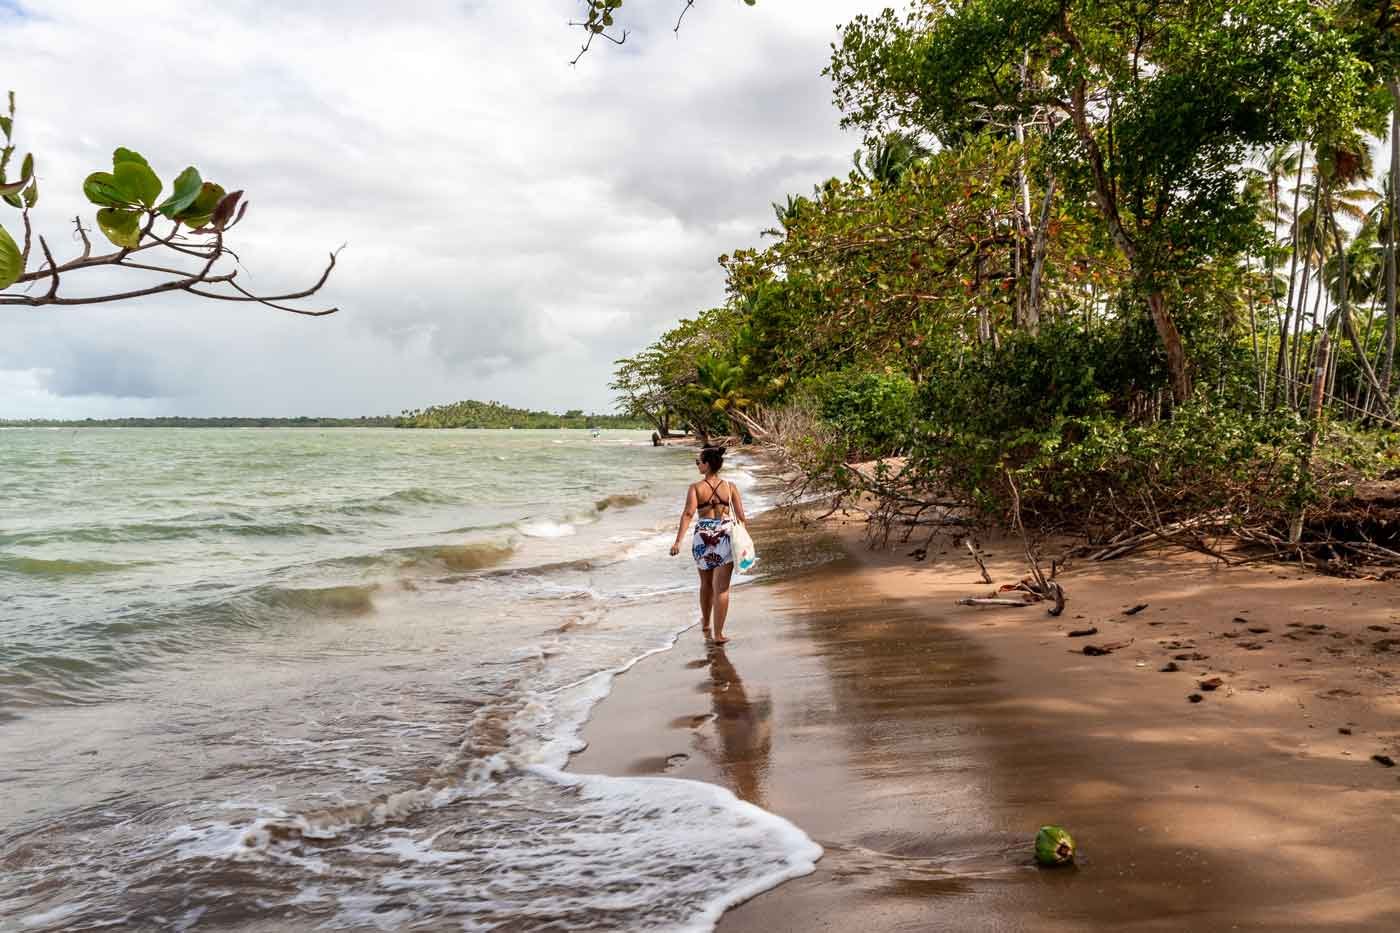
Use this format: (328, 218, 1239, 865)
(0, 428, 818, 931)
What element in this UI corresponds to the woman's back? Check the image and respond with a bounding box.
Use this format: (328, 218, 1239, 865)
(693, 478, 732, 518)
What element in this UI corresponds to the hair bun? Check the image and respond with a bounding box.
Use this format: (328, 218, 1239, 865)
(699, 446, 725, 472)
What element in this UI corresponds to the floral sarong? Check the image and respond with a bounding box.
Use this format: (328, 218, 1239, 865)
(692, 518, 733, 570)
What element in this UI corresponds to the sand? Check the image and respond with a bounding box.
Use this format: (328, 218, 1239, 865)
(570, 513, 1400, 931)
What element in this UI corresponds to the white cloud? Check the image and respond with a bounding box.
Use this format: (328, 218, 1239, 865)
(0, 0, 888, 417)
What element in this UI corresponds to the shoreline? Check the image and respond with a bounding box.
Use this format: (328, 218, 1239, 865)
(570, 510, 1400, 930)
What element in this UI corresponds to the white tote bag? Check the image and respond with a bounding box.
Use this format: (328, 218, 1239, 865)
(730, 520, 758, 572)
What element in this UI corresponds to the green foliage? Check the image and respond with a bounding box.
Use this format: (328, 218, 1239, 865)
(0, 91, 35, 210)
(831, 0, 1375, 401)
(696, 355, 751, 412)
(1, 89, 337, 315)
(612, 306, 745, 436)
(800, 369, 916, 460)
(610, 2, 1400, 542)
(0, 222, 20, 289)
(96, 207, 141, 249)
(158, 167, 204, 217)
(81, 149, 231, 246)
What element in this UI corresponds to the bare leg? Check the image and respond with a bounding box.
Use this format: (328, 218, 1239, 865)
(697, 568, 714, 639)
(711, 563, 735, 643)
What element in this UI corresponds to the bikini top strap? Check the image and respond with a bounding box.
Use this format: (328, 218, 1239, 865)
(700, 478, 728, 512)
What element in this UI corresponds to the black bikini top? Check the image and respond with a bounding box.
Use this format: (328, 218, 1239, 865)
(697, 478, 730, 515)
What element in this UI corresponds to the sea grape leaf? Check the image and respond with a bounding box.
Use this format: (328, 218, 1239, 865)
(157, 166, 203, 218)
(0, 222, 21, 288)
(0, 153, 32, 198)
(175, 181, 224, 229)
(96, 206, 142, 248)
(208, 189, 243, 230)
(113, 160, 161, 208)
(83, 171, 129, 207)
(112, 147, 148, 167)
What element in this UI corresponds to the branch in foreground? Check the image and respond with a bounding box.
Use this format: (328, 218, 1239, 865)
(0, 125, 341, 316)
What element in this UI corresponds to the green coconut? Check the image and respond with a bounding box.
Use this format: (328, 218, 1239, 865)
(1034, 825, 1075, 866)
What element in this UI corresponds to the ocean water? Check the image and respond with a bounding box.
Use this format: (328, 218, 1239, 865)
(0, 428, 818, 931)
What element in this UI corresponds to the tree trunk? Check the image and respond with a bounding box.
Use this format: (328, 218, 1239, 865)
(1012, 52, 1036, 333)
(1247, 259, 1264, 410)
(1147, 290, 1191, 404)
(1272, 142, 1308, 409)
(1289, 328, 1331, 545)
(1058, 50, 1191, 402)
(1384, 77, 1400, 406)
(1028, 173, 1057, 332)
(1331, 225, 1389, 405)
(1291, 189, 1324, 408)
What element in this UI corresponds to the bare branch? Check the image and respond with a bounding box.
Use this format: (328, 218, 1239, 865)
(37, 235, 58, 299)
(184, 246, 343, 316)
(569, 22, 628, 66)
(0, 271, 235, 307)
(4, 218, 341, 316)
(72, 215, 92, 260)
(675, 0, 697, 35)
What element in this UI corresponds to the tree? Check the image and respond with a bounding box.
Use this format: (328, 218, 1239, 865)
(611, 307, 740, 439)
(852, 132, 931, 188)
(0, 91, 340, 314)
(829, 0, 1372, 405)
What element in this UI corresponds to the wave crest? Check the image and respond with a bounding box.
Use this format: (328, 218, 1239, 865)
(257, 584, 380, 616)
(594, 493, 646, 511)
(0, 556, 135, 577)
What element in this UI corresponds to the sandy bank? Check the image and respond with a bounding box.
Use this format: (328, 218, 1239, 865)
(570, 513, 1400, 931)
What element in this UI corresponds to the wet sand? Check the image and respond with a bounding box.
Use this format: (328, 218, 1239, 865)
(571, 516, 1400, 931)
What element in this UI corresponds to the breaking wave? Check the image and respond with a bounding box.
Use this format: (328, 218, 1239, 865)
(0, 555, 137, 576)
(255, 583, 380, 616)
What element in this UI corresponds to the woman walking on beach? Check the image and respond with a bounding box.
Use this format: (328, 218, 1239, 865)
(670, 446, 747, 643)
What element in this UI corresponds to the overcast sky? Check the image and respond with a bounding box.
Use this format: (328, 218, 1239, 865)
(0, 0, 891, 418)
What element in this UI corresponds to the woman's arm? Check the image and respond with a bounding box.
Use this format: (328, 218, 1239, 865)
(670, 485, 697, 556)
(731, 482, 747, 524)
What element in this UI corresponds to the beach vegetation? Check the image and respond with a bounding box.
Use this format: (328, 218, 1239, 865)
(613, 0, 1400, 573)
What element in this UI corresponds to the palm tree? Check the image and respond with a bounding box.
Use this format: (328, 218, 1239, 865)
(1305, 134, 1387, 412)
(768, 194, 810, 238)
(853, 132, 932, 188)
(696, 355, 752, 414)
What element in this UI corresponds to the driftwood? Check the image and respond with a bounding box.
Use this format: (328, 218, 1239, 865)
(965, 537, 993, 583)
(1005, 469, 1065, 616)
(956, 595, 1037, 608)
(1089, 512, 1229, 560)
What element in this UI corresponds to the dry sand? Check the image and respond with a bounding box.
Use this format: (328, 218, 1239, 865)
(570, 512, 1400, 931)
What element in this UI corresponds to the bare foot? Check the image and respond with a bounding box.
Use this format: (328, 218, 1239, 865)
(713, 634, 731, 645)
(700, 627, 713, 641)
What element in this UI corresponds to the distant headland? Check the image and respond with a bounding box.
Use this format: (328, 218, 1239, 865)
(0, 399, 649, 430)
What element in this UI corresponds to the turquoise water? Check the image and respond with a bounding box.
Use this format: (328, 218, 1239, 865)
(0, 428, 818, 931)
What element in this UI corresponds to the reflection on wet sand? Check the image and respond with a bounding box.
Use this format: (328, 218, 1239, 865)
(702, 646, 773, 808)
